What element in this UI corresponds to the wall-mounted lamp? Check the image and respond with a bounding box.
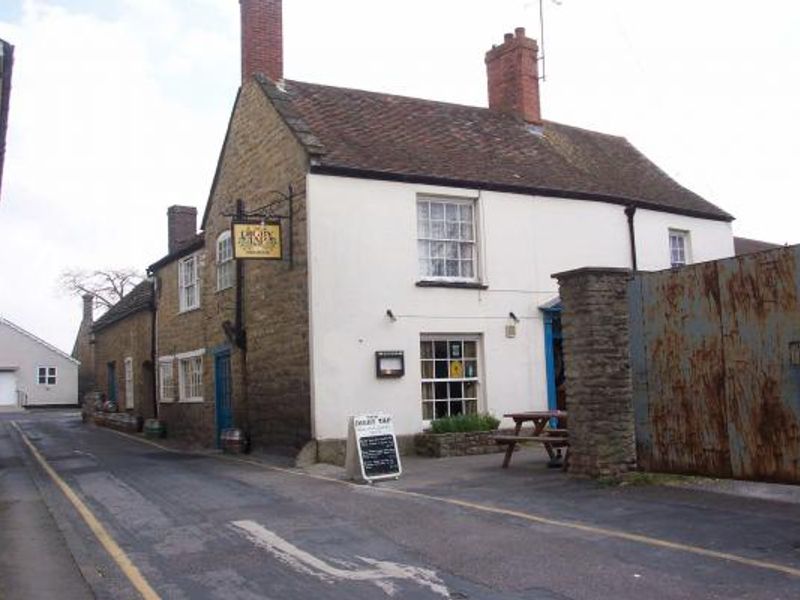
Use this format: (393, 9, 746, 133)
(386, 309, 397, 322)
(506, 311, 519, 339)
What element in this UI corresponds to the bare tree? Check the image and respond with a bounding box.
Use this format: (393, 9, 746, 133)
(58, 268, 145, 311)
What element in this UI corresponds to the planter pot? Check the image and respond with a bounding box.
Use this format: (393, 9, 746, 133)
(144, 419, 166, 439)
(414, 430, 505, 458)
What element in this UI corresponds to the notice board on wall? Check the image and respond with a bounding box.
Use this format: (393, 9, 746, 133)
(345, 413, 402, 483)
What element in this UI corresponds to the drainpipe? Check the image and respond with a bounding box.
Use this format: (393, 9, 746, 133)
(148, 273, 159, 421)
(625, 205, 638, 271)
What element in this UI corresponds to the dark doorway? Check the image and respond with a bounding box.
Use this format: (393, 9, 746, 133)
(107, 361, 117, 404)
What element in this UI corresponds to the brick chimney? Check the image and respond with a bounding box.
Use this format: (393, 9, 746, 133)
(82, 294, 93, 323)
(485, 27, 542, 124)
(167, 205, 197, 254)
(240, 0, 283, 83)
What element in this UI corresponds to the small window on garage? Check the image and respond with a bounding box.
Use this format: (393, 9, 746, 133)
(37, 366, 57, 385)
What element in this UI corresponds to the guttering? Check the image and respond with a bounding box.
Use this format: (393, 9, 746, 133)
(309, 164, 735, 223)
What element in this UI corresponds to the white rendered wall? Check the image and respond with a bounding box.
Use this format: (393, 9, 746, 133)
(306, 174, 733, 440)
(0, 321, 79, 406)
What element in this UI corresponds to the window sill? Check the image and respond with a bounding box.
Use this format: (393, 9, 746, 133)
(178, 306, 201, 315)
(178, 398, 204, 404)
(215, 285, 234, 294)
(159, 399, 175, 404)
(416, 280, 488, 290)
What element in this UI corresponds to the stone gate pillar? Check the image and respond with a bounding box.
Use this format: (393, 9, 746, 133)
(553, 267, 636, 478)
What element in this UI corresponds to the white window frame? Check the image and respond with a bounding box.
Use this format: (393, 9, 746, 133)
(420, 335, 482, 422)
(37, 366, 57, 385)
(158, 357, 175, 403)
(124, 357, 134, 409)
(669, 229, 691, 268)
(177, 349, 205, 403)
(417, 196, 479, 282)
(178, 253, 200, 312)
(216, 231, 234, 291)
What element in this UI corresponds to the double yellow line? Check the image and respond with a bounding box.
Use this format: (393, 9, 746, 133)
(12, 422, 161, 600)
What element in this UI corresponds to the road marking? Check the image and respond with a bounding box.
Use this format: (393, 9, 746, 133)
(104, 427, 800, 579)
(11, 422, 161, 600)
(231, 519, 450, 597)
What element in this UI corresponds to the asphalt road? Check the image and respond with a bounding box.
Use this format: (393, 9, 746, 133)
(2, 410, 800, 599)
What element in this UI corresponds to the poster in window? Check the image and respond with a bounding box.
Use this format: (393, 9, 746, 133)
(450, 360, 464, 379)
(449, 341, 462, 358)
(231, 222, 282, 260)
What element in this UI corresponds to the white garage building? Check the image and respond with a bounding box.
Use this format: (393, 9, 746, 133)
(0, 317, 79, 407)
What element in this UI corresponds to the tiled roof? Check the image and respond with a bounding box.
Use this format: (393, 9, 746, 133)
(92, 280, 154, 333)
(256, 76, 733, 222)
(734, 236, 782, 256)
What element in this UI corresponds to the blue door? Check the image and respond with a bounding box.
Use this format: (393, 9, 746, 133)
(541, 302, 564, 412)
(214, 350, 233, 447)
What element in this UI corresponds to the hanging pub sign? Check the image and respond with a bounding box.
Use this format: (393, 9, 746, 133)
(231, 221, 282, 260)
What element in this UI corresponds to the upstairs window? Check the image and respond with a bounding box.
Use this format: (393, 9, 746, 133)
(669, 230, 690, 267)
(37, 366, 57, 385)
(216, 231, 234, 291)
(417, 197, 477, 281)
(178, 254, 199, 311)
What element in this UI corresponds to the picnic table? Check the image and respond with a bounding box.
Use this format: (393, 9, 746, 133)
(494, 410, 569, 468)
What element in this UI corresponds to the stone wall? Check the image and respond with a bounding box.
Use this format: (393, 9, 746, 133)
(414, 431, 506, 458)
(202, 78, 312, 451)
(554, 267, 637, 478)
(92, 309, 155, 421)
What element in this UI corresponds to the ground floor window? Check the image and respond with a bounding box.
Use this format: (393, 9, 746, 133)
(420, 336, 480, 420)
(177, 350, 204, 402)
(124, 357, 134, 409)
(158, 358, 175, 402)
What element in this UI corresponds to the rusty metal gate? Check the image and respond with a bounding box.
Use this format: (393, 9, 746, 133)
(629, 246, 800, 483)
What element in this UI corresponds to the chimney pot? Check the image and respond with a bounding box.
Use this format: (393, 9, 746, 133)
(485, 27, 542, 125)
(167, 205, 198, 255)
(240, 0, 283, 83)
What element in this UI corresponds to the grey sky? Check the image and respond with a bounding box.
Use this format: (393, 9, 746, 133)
(0, 0, 798, 352)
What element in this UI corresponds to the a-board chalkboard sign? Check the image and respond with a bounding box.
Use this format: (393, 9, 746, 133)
(345, 413, 402, 483)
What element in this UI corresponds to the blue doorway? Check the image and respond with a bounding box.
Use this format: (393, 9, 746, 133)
(214, 349, 233, 447)
(541, 300, 564, 413)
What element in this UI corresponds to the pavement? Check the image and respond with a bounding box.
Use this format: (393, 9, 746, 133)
(1, 409, 800, 599)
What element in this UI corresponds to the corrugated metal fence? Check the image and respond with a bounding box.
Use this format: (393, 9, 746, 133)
(629, 246, 800, 483)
